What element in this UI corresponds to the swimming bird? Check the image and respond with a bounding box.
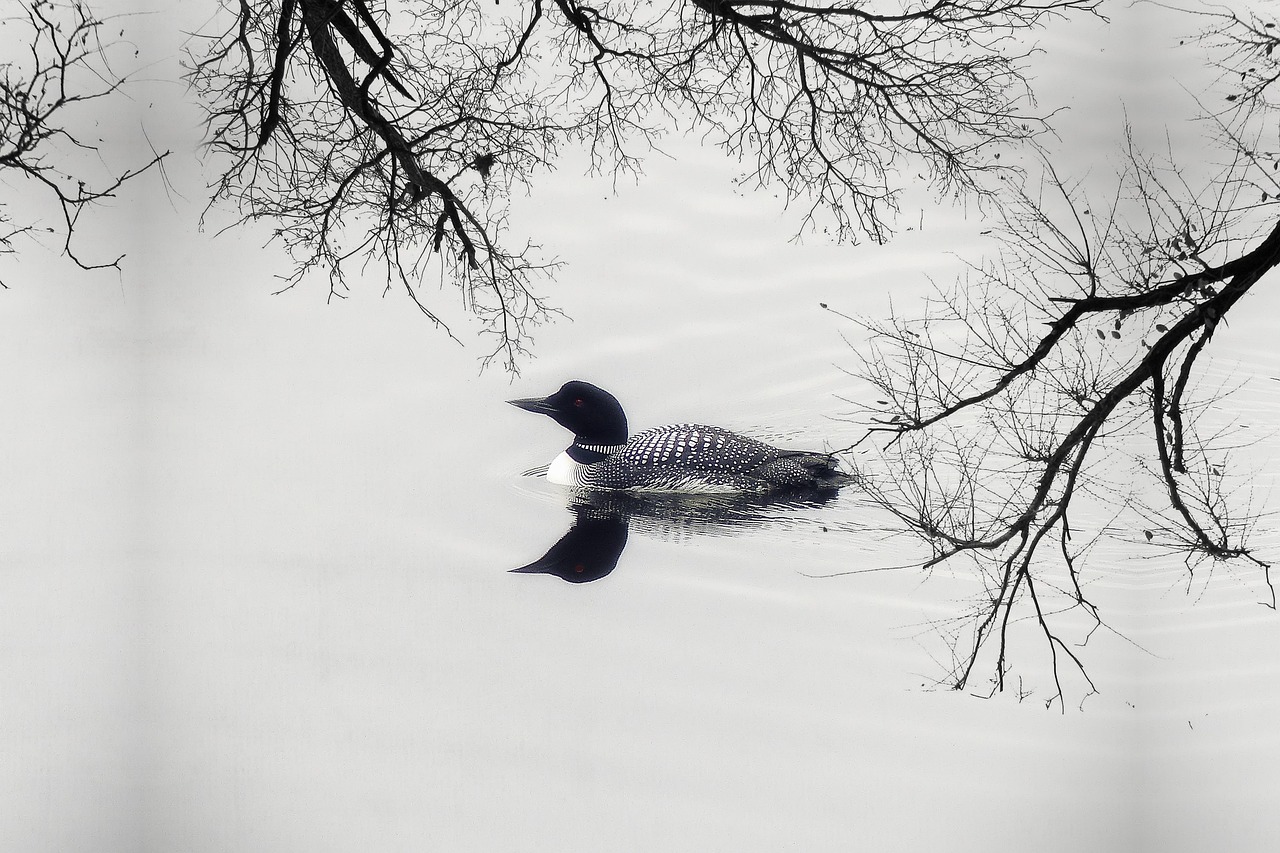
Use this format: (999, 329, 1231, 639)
(508, 380, 852, 493)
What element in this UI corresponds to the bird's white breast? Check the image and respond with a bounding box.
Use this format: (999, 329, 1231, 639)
(546, 450, 586, 486)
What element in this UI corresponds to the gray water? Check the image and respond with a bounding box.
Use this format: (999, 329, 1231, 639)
(4, 4, 1280, 852)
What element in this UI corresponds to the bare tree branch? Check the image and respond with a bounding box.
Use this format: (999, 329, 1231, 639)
(834, 3, 1280, 704)
(186, 0, 1100, 369)
(0, 0, 169, 284)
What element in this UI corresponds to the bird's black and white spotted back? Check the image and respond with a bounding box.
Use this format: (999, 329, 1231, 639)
(585, 424, 844, 492)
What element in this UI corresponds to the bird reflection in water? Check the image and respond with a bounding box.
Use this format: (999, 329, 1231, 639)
(511, 489, 841, 583)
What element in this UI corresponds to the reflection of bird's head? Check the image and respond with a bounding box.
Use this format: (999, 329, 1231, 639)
(510, 512, 628, 583)
(507, 380, 629, 446)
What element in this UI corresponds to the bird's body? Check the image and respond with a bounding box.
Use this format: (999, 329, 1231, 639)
(510, 381, 851, 494)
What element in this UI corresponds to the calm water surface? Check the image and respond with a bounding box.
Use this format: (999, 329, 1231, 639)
(4, 6, 1280, 852)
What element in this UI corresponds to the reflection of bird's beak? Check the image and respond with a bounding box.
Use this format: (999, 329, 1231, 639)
(510, 513, 629, 583)
(508, 396, 556, 415)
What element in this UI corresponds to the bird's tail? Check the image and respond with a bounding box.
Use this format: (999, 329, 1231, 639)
(762, 452, 858, 490)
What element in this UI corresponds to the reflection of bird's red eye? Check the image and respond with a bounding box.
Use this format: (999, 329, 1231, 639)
(574, 398, 584, 407)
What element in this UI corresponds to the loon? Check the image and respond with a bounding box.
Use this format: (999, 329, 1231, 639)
(508, 380, 852, 493)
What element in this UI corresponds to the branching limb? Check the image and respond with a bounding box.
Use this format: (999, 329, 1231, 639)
(188, 0, 1103, 368)
(0, 0, 169, 281)
(839, 131, 1279, 702)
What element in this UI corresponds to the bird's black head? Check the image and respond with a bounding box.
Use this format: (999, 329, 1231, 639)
(508, 380, 629, 445)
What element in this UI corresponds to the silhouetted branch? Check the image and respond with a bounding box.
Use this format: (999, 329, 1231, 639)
(840, 113, 1279, 707)
(187, 0, 1100, 369)
(0, 0, 169, 282)
(836, 2, 1280, 704)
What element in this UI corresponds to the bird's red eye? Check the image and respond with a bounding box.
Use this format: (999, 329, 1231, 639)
(574, 398, 584, 407)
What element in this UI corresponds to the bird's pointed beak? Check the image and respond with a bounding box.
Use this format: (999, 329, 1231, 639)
(508, 395, 557, 415)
